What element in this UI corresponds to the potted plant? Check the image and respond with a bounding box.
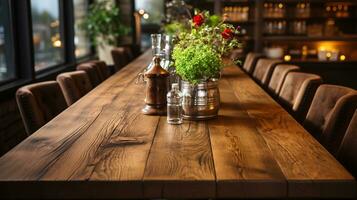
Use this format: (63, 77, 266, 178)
(172, 11, 241, 120)
(80, 1, 129, 64)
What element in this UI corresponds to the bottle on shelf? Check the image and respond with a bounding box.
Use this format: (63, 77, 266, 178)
(167, 83, 183, 125)
(222, 6, 250, 22)
(326, 3, 349, 18)
(296, 3, 310, 18)
(264, 3, 285, 18)
(291, 20, 306, 35)
(264, 20, 286, 35)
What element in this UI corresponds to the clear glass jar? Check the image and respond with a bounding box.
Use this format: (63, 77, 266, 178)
(167, 83, 183, 124)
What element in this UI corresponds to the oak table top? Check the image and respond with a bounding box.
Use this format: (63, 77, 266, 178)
(0, 51, 355, 199)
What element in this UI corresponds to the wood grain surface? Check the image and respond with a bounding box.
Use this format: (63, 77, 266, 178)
(224, 66, 356, 198)
(0, 51, 355, 199)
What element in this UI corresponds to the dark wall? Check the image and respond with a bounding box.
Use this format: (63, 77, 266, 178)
(289, 61, 357, 90)
(0, 98, 27, 156)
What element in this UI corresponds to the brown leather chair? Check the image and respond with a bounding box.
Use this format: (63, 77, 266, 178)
(89, 60, 110, 79)
(111, 47, 129, 72)
(279, 72, 322, 122)
(123, 46, 134, 62)
(337, 110, 357, 177)
(268, 64, 300, 96)
(252, 58, 281, 86)
(229, 49, 242, 61)
(304, 84, 357, 154)
(57, 71, 93, 106)
(242, 52, 264, 74)
(77, 62, 102, 87)
(16, 81, 68, 135)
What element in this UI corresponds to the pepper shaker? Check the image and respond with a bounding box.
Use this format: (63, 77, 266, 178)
(142, 56, 170, 115)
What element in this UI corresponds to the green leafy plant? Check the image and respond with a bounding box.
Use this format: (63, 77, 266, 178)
(172, 10, 242, 84)
(173, 43, 222, 84)
(79, 1, 129, 46)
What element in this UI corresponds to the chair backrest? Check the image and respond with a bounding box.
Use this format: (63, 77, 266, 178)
(76, 62, 102, 87)
(252, 58, 281, 86)
(230, 49, 243, 61)
(268, 64, 300, 96)
(123, 46, 134, 61)
(57, 71, 93, 106)
(337, 110, 357, 177)
(111, 47, 129, 72)
(304, 84, 357, 154)
(90, 60, 110, 79)
(242, 52, 263, 74)
(16, 81, 68, 135)
(279, 72, 322, 121)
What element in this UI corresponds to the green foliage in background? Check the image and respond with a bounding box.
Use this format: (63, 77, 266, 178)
(173, 43, 222, 84)
(79, 1, 129, 46)
(163, 22, 189, 36)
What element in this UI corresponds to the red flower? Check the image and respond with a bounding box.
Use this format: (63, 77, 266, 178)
(193, 14, 204, 27)
(221, 28, 234, 39)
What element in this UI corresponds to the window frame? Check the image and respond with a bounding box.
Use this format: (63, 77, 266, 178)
(0, 0, 97, 98)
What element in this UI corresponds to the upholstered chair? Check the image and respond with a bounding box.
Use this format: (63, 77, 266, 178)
(57, 71, 93, 106)
(268, 64, 300, 96)
(252, 58, 281, 86)
(337, 110, 357, 177)
(304, 84, 357, 154)
(279, 72, 322, 122)
(111, 47, 129, 72)
(90, 60, 110, 79)
(230, 49, 242, 61)
(16, 81, 68, 135)
(123, 46, 134, 62)
(242, 52, 264, 74)
(77, 62, 102, 87)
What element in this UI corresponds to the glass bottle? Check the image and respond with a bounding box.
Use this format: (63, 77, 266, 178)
(151, 34, 162, 57)
(167, 83, 183, 125)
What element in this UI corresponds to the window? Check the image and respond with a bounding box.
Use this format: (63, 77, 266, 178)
(0, 0, 15, 82)
(74, 0, 91, 58)
(135, 0, 164, 25)
(135, 0, 164, 49)
(31, 0, 64, 71)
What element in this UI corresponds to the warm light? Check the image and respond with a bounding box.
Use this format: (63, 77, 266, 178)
(284, 55, 291, 62)
(143, 13, 149, 19)
(278, 3, 283, 8)
(53, 40, 62, 48)
(340, 55, 346, 61)
(319, 46, 326, 51)
(302, 45, 308, 57)
(326, 52, 332, 58)
(50, 20, 59, 28)
(138, 9, 145, 15)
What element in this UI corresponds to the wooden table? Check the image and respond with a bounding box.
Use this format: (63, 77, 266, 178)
(0, 51, 355, 199)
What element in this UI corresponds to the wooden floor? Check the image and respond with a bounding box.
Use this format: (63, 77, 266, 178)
(0, 51, 355, 199)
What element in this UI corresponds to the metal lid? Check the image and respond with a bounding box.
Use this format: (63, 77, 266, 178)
(145, 56, 170, 78)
